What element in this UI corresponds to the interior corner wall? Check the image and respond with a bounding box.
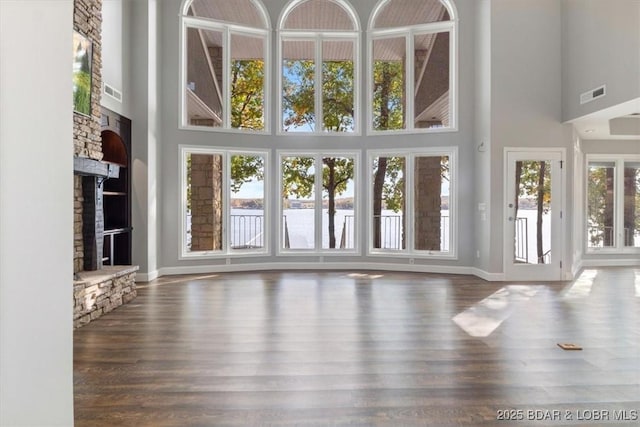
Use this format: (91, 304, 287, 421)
(488, 0, 570, 274)
(562, 0, 640, 122)
(130, 0, 160, 279)
(0, 1, 75, 425)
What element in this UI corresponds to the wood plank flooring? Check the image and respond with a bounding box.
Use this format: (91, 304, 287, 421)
(74, 269, 640, 426)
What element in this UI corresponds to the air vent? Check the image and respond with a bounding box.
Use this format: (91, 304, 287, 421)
(580, 85, 606, 105)
(103, 82, 122, 103)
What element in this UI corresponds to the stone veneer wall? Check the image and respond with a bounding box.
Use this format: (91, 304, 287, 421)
(190, 154, 223, 251)
(74, 176, 84, 273)
(74, 0, 103, 160)
(74, 266, 138, 329)
(414, 156, 442, 250)
(73, 0, 102, 274)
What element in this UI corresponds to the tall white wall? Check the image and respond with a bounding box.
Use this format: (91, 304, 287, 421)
(130, 0, 160, 280)
(488, 0, 572, 274)
(154, 0, 478, 274)
(0, 1, 75, 425)
(562, 0, 640, 122)
(474, 0, 492, 273)
(102, 0, 133, 117)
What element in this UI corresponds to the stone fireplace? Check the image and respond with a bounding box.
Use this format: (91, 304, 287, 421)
(73, 0, 137, 328)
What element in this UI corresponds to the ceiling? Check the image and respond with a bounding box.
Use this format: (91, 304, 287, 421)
(569, 97, 640, 141)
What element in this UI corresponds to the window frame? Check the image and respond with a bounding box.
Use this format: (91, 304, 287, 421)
(277, 0, 361, 136)
(276, 149, 361, 255)
(585, 154, 640, 254)
(367, 146, 458, 259)
(367, 0, 458, 135)
(179, 145, 271, 259)
(179, 1, 271, 133)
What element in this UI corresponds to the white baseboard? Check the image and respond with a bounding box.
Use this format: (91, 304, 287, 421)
(158, 262, 475, 277)
(470, 268, 505, 282)
(135, 270, 159, 282)
(580, 259, 640, 268)
(571, 259, 583, 279)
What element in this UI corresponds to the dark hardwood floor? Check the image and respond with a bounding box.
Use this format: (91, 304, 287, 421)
(74, 268, 640, 426)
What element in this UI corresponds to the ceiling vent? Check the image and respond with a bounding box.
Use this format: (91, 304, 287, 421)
(580, 85, 606, 105)
(103, 82, 122, 103)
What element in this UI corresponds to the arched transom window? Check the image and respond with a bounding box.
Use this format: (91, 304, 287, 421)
(181, 0, 270, 132)
(278, 0, 360, 134)
(369, 0, 457, 133)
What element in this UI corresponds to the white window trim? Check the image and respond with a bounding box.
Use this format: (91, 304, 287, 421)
(179, 9, 271, 133)
(179, 145, 271, 260)
(276, 149, 361, 255)
(367, 6, 458, 135)
(366, 147, 458, 259)
(585, 154, 640, 254)
(277, 0, 361, 136)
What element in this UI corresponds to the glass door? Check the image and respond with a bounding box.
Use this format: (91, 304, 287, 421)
(504, 150, 563, 281)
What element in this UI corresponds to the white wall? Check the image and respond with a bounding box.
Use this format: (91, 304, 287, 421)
(562, 0, 640, 122)
(130, 0, 160, 280)
(488, 0, 572, 274)
(473, 0, 492, 274)
(153, 0, 478, 275)
(0, 1, 75, 425)
(102, 0, 133, 117)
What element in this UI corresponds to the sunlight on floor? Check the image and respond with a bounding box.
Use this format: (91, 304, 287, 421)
(562, 269, 597, 299)
(452, 285, 539, 337)
(635, 271, 640, 297)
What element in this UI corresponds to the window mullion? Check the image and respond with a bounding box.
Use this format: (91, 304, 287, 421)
(223, 152, 231, 253)
(406, 154, 415, 252)
(616, 159, 624, 250)
(405, 33, 414, 131)
(315, 39, 323, 133)
(223, 28, 231, 129)
(315, 154, 323, 250)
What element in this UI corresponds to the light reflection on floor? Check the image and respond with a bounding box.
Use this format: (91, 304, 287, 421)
(452, 285, 540, 337)
(635, 271, 640, 297)
(562, 269, 597, 299)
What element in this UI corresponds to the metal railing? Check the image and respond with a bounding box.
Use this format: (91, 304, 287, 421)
(373, 214, 450, 251)
(374, 214, 403, 249)
(229, 214, 264, 249)
(588, 225, 640, 248)
(515, 217, 528, 263)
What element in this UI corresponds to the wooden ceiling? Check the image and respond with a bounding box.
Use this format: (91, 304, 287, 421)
(189, 0, 267, 28)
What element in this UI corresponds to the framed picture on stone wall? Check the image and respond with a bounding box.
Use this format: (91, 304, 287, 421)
(72, 31, 92, 116)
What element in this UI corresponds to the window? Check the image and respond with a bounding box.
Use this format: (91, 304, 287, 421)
(181, 0, 270, 132)
(181, 147, 269, 257)
(369, 0, 457, 133)
(586, 157, 640, 251)
(369, 148, 456, 257)
(278, 0, 360, 134)
(279, 152, 359, 252)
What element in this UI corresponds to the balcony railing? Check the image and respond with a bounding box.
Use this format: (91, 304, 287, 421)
(230, 214, 264, 249)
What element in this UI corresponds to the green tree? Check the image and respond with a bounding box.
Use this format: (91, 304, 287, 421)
(231, 60, 265, 130)
(280, 156, 354, 249)
(372, 157, 405, 248)
(230, 155, 264, 193)
(280, 59, 356, 247)
(282, 59, 354, 132)
(587, 165, 614, 247)
(515, 161, 551, 262)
